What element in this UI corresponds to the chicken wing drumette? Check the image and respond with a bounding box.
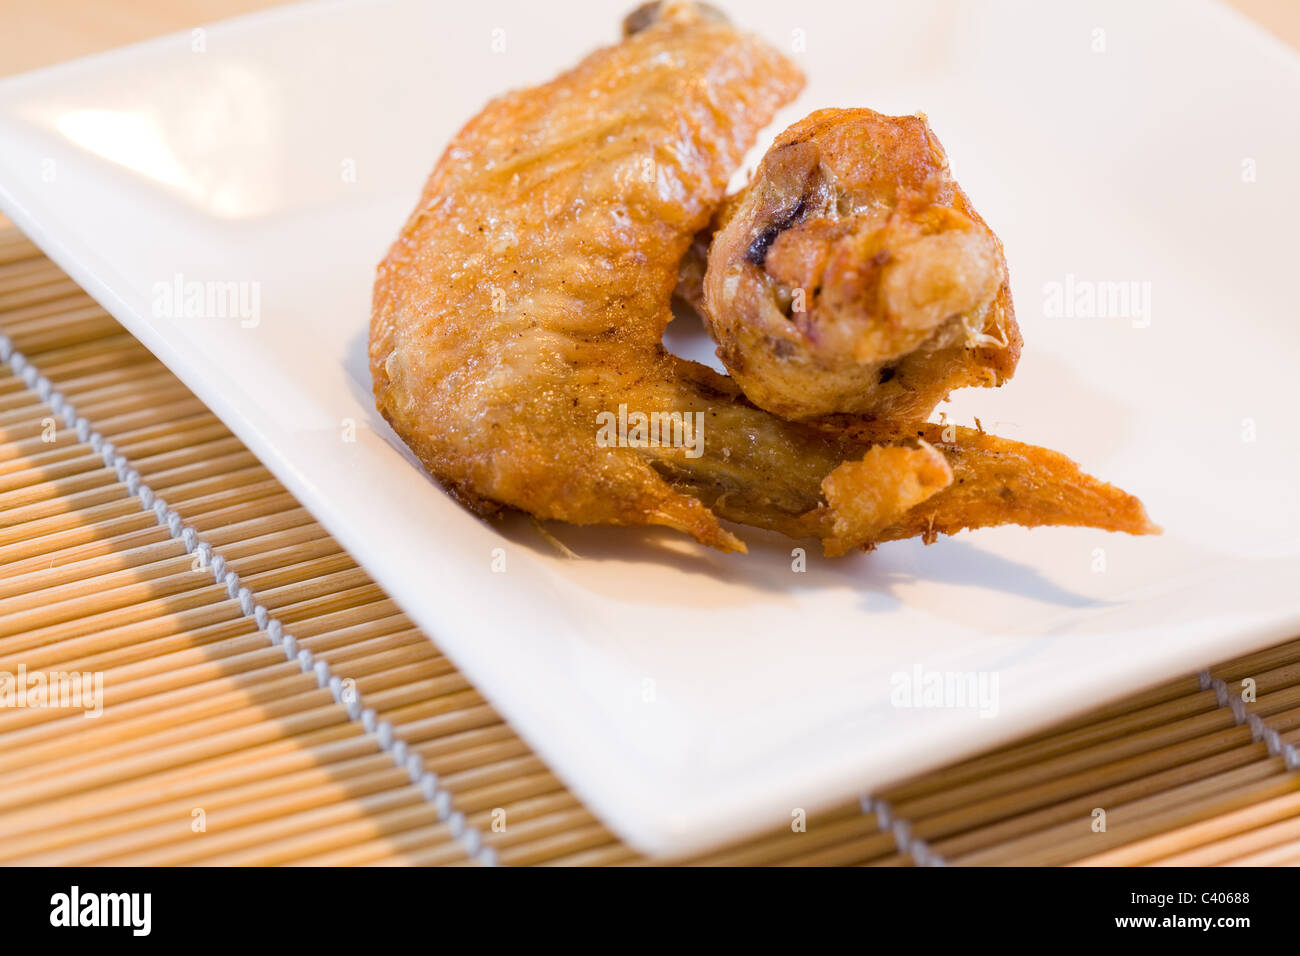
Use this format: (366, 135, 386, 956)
(690, 108, 1020, 423)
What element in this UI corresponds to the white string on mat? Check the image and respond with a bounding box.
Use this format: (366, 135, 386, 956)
(1199, 669, 1299, 771)
(859, 795, 946, 866)
(0, 331, 499, 866)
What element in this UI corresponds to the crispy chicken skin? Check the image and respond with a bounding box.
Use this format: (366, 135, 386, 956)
(372, 2, 805, 552)
(696, 108, 1021, 423)
(371, 2, 1156, 555)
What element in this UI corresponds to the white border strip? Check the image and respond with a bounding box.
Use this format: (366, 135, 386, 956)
(0, 331, 498, 866)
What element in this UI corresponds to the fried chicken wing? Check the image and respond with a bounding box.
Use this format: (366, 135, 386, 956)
(372, 1, 805, 552)
(371, 1, 1156, 555)
(693, 108, 1020, 423)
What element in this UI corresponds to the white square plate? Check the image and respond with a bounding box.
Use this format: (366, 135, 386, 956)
(2, 0, 1299, 856)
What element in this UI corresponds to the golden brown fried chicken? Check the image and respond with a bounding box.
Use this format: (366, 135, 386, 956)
(372, 1, 805, 552)
(371, 2, 1156, 555)
(696, 108, 1021, 423)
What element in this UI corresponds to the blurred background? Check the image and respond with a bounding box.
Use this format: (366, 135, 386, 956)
(1, 0, 1297, 79)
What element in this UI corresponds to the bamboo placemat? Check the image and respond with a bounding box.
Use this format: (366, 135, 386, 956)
(1, 226, 1298, 866)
